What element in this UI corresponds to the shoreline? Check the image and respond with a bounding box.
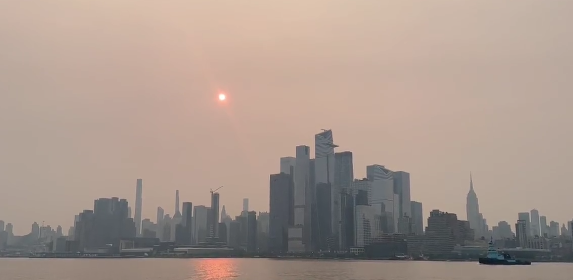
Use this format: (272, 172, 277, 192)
(1, 255, 571, 263)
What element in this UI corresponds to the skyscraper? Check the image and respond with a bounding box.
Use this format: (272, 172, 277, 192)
(269, 173, 294, 253)
(466, 173, 480, 239)
(530, 209, 540, 237)
(0, 220, 4, 232)
(181, 202, 193, 245)
(515, 220, 528, 248)
(315, 130, 337, 241)
(243, 198, 249, 212)
(290, 145, 310, 252)
(156, 207, 165, 240)
(539, 216, 548, 237)
(280, 157, 296, 175)
(517, 212, 531, 237)
(193, 205, 209, 244)
(334, 151, 354, 247)
(315, 182, 332, 251)
(209, 192, 220, 239)
(393, 171, 411, 219)
(367, 164, 396, 233)
(157, 207, 164, 224)
(134, 179, 143, 236)
(174, 190, 181, 218)
(410, 201, 424, 235)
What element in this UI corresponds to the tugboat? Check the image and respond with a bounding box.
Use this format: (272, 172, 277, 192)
(478, 238, 531, 265)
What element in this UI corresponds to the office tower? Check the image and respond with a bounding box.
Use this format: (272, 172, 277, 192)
(517, 212, 531, 237)
(180, 202, 193, 244)
(355, 205, 377, 248)
(477, 213, 485, 239)
(209, 192, 220, 239)
(156, 207, 164, 224)
(127, 207, 132, 219)
(466, 173, 481, 239)
(424, 210, 461, 255)
(257, 212, 270, 252)
(218, 223, 227, 243)
(0, 220, 4, 232)
(247, 211, 257, 252)
(393, 171, 411, 220)
(340, 189, 355, 250)
(334, 151, 354, 247)
(561, 224, 569, 236)
(258, 212, 270, 234)
(74, 197, 136, 251)
(352, 179, 372, 203)
(549, 221, 559, 237)
(515, 220, 528, 248)
(315, 130, 337, 243)
(530, 209, 540, 237)
(5, 223, 13, 235)
(193, 205, 209, 244)
(135, 179, 143, 236)
(410, 201, 424, 235)
(221, 205, 227, 221)
(497, 221, 513, 239)
(289, 145, 310, 252)
(174, 190, 181, 218)
(315, 182, 332, 251)
(269, 173, 294, 253)
(228, 221, 241, 248)
(280, 157, 296, 175)
(539, 216, 548, 237)
(142, 218, 155, 238)
(243, 198, 249, 212)
(367, 164, 396, 233)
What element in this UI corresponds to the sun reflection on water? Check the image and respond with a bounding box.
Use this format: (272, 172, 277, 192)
(193, 259, 239, 280)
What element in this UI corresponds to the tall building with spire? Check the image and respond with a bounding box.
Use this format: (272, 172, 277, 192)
(174, 190, 182, 218)
(466, 173, 481, 239)
(134, 179, 143, 236)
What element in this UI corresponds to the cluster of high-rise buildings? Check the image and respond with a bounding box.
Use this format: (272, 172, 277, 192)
(2, 129, 573, 259)
(467, 177, 573, 252)
(268, 129, 423, 253)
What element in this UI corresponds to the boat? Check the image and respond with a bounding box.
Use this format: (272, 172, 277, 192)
(478, 238, 531, 265)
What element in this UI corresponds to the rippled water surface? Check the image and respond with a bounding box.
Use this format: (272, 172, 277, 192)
(1, 259, 572, 280)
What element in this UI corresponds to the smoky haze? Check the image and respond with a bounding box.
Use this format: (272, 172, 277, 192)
(1, 0, 572, 234)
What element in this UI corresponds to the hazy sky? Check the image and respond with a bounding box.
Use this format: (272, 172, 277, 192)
(1, 1, 572, 235)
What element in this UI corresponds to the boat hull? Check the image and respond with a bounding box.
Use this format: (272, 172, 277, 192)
(478, 258, 531, 265)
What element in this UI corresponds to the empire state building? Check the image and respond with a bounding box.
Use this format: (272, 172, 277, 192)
(466, 173, 481, 238)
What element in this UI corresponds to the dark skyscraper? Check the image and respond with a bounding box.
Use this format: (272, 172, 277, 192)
(334, 151, 353, 249)
(134, 179, 143, 236)
(209, 192, 220, 239)
(393, 171, 411, 219)
(411, 201, 424, 235)
(182, 202, 193, 245)
(247, 211, 257, 252)
(269, 173, 294, 253)
(340, 189, 355, 250)
(74, 197, 136, 252)
(315, 182, 332, 251)
(174, 190, 182, 219)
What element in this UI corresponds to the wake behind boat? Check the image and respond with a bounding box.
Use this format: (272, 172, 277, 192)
(478, 238, 531, 265)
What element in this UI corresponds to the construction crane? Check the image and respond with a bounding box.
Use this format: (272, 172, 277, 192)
(210, 186, 224, 194)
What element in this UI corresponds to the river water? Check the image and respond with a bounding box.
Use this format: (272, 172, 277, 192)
(0, 258, 571, 280)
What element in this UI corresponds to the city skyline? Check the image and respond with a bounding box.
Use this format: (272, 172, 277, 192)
(2, 139, 572, 236)
(2, 0, 573, 235)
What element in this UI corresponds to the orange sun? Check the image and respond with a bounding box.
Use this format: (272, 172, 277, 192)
(218, 93, 226, 101)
